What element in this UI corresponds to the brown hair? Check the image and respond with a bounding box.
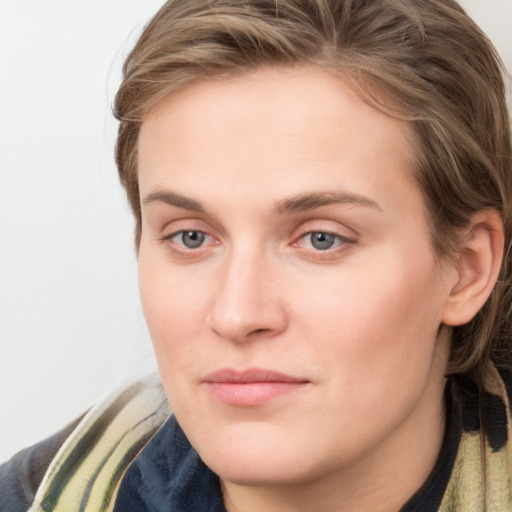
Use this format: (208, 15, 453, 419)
(114, 0, 512, 382)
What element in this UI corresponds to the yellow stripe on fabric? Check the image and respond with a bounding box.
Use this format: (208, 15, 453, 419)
(485, 365, 512, 510)
(439, 432, 485, 511)
(79, 403, 165, 511)
(28, 375, 170, 512)
(439, 364, 512, 511)
(37, 382, 144, 510)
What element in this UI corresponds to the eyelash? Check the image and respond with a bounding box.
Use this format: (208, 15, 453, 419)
(161, 230, 216, 257)
(292, 230, 355, 259)
(160, 228, 356, 259)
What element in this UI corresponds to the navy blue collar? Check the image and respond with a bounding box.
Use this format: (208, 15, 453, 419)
(114, 377, 480, 512)
(114, 415, 226, 512)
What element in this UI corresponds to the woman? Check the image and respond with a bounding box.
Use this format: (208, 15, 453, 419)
(1, 0, 511, 510)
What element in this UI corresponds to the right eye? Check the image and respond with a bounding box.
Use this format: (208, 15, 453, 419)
(305, 231, 339, 251)
(167, 230, 208, 249)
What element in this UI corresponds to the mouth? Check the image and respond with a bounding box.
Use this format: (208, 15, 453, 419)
(203, 368, 310, 407)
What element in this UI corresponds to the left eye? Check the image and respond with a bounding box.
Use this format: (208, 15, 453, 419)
(172, 230, 207, 249)
(301, 231, 345, 251)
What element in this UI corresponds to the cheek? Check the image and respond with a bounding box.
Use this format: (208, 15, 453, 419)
(139, 268, 211, 420)
(286, 262, 445, 447)
(138, 255, 213, 372)
(292, 250, 445, 382)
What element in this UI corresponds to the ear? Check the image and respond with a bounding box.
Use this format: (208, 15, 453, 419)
(442, 210, 504, 326)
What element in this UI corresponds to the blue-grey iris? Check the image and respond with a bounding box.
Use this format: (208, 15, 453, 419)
(310, 232, 335, 250)
(182, 231, 205, 248)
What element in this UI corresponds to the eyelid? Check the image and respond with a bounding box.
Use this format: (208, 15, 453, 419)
(293, 230, 354, 248)
(289, 220, 358, 260)
(291, 218, 357, 242)
(161, 228, 207, 241)
(159, 216, 217, 242)
(157, 219, 356, 260)
(159, 226, 220, 261)
(161, 229, 214, 246)
(291, 232, 356, 263)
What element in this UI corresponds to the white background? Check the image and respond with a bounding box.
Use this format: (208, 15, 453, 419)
(0, 0, 511, 462)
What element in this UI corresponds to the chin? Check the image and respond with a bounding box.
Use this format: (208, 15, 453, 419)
(208, 456, 311, 487)
(196, 426, 325, 487)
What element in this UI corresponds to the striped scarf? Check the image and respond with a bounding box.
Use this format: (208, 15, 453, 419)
(28, 366, 512, 511)
(28, 376, 170, 512)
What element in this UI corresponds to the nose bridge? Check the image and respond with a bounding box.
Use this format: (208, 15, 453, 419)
(207, 242, 286, 342)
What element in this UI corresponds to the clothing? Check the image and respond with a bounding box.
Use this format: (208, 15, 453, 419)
(2, 366, 512, 512)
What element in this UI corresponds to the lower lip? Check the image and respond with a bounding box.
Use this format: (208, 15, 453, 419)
(206, 382, 308, 406)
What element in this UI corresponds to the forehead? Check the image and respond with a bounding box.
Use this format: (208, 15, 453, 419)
(137, 66, 419, 213)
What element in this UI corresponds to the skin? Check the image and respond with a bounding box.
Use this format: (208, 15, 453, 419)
(137, 67, 461, 512)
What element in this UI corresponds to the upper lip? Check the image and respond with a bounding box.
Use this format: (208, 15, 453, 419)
(203, 368, 309, 384)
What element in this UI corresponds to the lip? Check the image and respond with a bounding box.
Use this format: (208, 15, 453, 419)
(203, 368, 310, 407)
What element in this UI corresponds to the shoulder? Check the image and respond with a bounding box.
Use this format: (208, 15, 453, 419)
(0, 415, 84, 512)
(1, 375, 170, 512)
(436, 365, 512, 511)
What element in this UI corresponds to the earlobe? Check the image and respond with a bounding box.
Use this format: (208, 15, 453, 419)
(442, 210, 504, 326)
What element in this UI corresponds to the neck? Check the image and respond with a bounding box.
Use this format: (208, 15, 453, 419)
(223, 397, 445, 512)
(221, 335, 450, 512)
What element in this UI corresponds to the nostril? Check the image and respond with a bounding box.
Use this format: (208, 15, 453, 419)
(247, 328, 272, 338)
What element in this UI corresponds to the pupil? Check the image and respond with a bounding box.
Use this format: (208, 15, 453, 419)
(311, 232, 335, 250)
(182, 231, 205, 248)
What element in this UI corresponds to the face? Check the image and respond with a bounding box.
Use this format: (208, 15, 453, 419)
(137, 67, 456, 492)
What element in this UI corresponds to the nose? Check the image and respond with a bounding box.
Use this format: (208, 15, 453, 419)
(206, 248, 288, 343)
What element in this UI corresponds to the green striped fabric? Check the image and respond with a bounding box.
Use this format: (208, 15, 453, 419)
(439, 364, 512, 511)
(28, 376, 170, 512)
(28, 363, 512, 511)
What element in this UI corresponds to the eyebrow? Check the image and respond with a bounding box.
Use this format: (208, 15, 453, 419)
(274, 191, 382, 215)
(143, 190, 206, 212)
(142, 189, 381, 214)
